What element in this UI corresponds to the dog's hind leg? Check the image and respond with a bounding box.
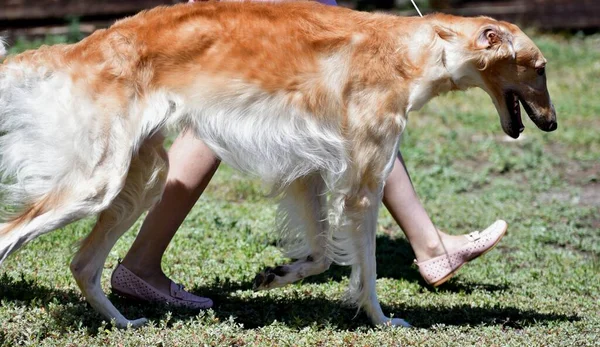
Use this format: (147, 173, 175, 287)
(253, 174, 332, 290)
(69, 139, 168, 329)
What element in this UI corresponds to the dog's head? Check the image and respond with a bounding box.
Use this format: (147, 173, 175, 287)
(441, 18, 557, 138)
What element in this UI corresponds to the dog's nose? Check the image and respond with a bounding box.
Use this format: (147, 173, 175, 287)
(548, 121, 558, 131)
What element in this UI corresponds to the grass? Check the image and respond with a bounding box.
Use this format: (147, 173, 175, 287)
(1, 31, 599, 346)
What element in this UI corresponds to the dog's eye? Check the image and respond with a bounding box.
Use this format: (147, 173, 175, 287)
(536, 67, 545, 76)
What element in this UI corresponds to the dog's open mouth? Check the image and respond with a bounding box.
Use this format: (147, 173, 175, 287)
(504, 91, 525, 137)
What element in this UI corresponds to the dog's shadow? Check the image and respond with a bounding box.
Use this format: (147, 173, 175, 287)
(0, 273, 579, 335)
(0, 235, 580, 335)
(200, 289, 580, 331)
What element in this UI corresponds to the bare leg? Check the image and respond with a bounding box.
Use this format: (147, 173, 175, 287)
(120, 130, 220, 294)
(383, 151, 476, 262)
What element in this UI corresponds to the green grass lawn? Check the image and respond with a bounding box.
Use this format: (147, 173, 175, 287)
(1, 32, 599, 346)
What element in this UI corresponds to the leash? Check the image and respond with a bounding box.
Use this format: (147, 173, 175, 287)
(410, 0, 424, 17)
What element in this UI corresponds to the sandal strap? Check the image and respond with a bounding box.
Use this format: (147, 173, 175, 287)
(465, 230, 481, 242)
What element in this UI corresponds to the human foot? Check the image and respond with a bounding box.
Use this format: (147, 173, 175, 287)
(111, 263, 213, 309)
(415, 220, 508, 287)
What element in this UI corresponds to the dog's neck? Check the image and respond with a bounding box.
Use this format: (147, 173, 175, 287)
(404, 21, 482, 114)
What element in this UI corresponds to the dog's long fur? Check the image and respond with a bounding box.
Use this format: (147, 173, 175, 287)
(0, 2, 556, 328)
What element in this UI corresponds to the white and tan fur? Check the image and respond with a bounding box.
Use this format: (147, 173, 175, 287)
(0, 2, 556, 328)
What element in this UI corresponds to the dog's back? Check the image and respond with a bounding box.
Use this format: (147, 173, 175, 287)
(0, 2, 408, 233)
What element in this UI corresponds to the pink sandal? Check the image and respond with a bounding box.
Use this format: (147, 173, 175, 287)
(415, 220, 508, 287)
(111, 263, 213, 310)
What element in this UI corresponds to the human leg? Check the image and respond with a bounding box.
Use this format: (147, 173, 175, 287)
(117, 130, 220, 296)
(383, 151, 506, 285)
(382, 152, 468, 262)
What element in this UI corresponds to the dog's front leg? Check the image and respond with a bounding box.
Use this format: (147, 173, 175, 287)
(345, 188, 411, 327)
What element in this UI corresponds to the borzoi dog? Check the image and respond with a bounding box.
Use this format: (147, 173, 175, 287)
(0, 2, 556, 328)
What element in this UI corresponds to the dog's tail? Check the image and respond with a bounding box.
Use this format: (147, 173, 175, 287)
(0, 193, 59, 264)
(0, 47, 86, 264)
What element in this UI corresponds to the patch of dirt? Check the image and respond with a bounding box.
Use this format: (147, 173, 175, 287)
(538, 191, 575, 204)
(544, 241, 599, 259)
(543, 141, 599, 183)
(539, 183, 600, 208)
(539, 143, 600, 210)
(580, 183, 600, 207)
(581, 183, 600, 231)
(563, 162, 600, 186)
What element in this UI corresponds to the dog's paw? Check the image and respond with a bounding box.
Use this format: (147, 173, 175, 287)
(115, 317, 148, 329)
(252, 265, 289, 291)
(388, 318, 411, 328)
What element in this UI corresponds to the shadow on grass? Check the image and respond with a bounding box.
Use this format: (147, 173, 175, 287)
(204, 292, 580, 330)
(0, 272, 579, 335)
(0, 234, 518, 335)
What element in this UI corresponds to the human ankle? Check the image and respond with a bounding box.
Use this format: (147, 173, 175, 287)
(120, 258, 163, 278)
(415, 232, 470, 261)
(412, 240, 443, 262)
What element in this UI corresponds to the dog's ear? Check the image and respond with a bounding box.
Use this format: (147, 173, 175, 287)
(473, 24, 516, 64)
(475, 26, 503, 49)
